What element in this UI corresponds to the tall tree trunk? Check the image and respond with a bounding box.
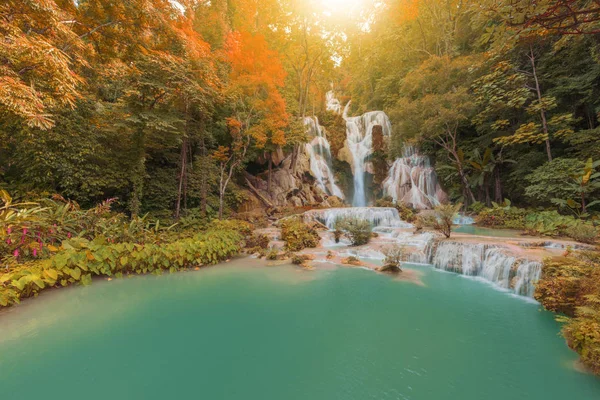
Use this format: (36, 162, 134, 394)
(484, 178, 491, 207)
(200, 135, 207, 216)
(129, 127, 146, 217)
(267, 153, 273, 196)
(494, 167, 503, 203)
(175, 136, 188, 220)
(529, 45, 552, 162)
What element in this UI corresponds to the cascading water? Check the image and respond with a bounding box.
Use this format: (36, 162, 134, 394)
(303, 116, 344, 199)
(383, 146, 447, 209)
(426, 240, 542, 298)
(345, 112, 392, 206)
(303, 207, 412, 229)
(326, 90, 392, 206)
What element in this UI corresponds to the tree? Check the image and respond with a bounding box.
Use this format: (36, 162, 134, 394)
(224, 30, 289, 197)
(394, 56, 480, 205)
(0, 0, 84, 129)
(213, 118, 251, 219)
(419, 203, 462, 238)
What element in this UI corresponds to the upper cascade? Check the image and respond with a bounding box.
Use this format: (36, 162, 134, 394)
(383, 146, 447, 210)
(303, 116, 345, 199)
(327, 90, 392, 207)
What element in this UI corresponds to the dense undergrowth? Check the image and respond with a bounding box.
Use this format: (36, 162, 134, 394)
(0, 191, 254, 308)
(473, 201, 598, 244)
(535, 253, 600, 374)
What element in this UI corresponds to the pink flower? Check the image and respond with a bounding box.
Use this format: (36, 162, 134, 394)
(13, 249, 19, 258)
(23, 228, 28, 235)
(7, 227, 11, 234)
(67, 232, 72, 238)
(6, 238, 11, 245)
(39, 242, 43, 250)
(33, 248, 37, 257)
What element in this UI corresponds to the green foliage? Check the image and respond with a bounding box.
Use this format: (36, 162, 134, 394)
(375, 197, 416, 222)
(0, 192, 180, 267)
(536, 253, 600, 374)
(476, 201, 528, 229)
(469, 201, 486, 214)
(280, 218, 320, 251)
(420, 204, 462, 238)
(335, 217, 372, 246)
(526, 158, 586, 206)
(0, 227, 243, 308)
(475, 201, 597, 243)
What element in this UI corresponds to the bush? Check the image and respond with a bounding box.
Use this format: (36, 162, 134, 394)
(476, 204, 527, 229)
(335, 217, 372, 246)
(280, 217, 320, 251)
(375, 197, 416, 222)
(245, 233, 270, 250)
(0, 227, 243, 308)
(419, 204, 461, 238)
(381, 245, 404, 273)
(535, 253, 600, 375)
(566, 222, 598, 244)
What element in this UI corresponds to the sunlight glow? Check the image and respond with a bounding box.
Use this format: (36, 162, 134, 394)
(319, 0, 364, 15)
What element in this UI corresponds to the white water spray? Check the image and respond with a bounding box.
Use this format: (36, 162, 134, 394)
(303, 117, 344, 199)
(383, 146, 446, 209)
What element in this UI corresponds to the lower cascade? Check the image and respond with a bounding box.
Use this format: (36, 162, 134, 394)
(426, 241, 542, 297)
(303, 207, 412, 229)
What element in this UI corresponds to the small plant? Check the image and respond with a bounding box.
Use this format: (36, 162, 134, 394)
(335, 217, 372, 246)
(333, 228, 343, 243)
(266, 248, 280, 260)
(245, 233, 270, 250)
(420, 203, 462, 238)
(280, 217, 320, 251)
(381, 245, 404, 273)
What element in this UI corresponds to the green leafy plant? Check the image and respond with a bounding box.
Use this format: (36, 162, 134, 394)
(335, 217, 372, 246)
(420, 203, 462, 238)
(0, 226, 243, 308)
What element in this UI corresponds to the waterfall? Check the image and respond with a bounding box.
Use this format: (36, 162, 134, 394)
(303, 207, 412, 229)
(326, 90, 343, 114)
(513, 261, 542, 297)
(345, 112, 392, 207)
(383, 146, 446, 209)
(426, 240, 542, 298)
(303, 117, 345, 199)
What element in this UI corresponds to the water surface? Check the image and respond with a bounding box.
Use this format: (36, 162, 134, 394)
(1, 259, 599, 400)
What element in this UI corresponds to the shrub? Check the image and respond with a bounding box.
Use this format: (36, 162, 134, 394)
(535, 253, 600, 375)
(0, 227, 243, 308)
(420, 203, 461, 238)
(335, 217, 372, 246)
(476, 204, 527, 229)
(566, 222, 598, 244)
(280, 217, 320, 251)
(375, 197, 416, 222)
(381, 245, 404, 273)
(245, 233, 270, 250)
